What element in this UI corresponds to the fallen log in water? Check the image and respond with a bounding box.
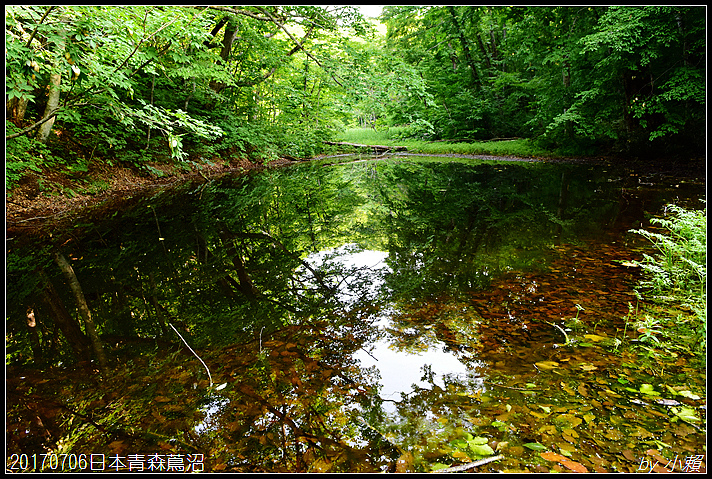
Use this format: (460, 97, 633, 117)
(323, 141, 408, 152)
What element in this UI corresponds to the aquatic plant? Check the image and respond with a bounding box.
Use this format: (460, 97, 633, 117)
(630, 203, 706, 301)
(628, 202, 706, 353)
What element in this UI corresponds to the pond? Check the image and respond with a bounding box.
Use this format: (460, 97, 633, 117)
(6, 157, 706, 472)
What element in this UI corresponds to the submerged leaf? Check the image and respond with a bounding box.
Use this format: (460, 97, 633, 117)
(671, 406, 701, 423)
(535, 361, 560, 370)
(559, 448, 573, 457)
(639, 384, 660, 396)
(677, 390, 701, 400)
(583, 334, 608, 342)
(541, 451, 567, 462)
(542, 450, 591, 473)
(524, 442, 548, 451)
(561, 459, 589, 473)
(561, 382, 576, 395)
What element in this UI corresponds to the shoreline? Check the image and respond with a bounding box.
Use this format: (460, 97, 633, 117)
(6, 153, 705, 239)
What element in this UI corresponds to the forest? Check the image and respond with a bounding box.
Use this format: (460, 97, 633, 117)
(6, 5, 706, 192)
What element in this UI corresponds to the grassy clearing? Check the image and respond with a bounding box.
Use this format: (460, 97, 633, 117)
(335, 127, 556, 158)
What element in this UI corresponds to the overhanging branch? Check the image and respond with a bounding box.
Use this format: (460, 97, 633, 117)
(256, 6, 345, 87)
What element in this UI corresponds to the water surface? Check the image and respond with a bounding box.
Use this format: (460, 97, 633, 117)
(6, 158, 706, 472)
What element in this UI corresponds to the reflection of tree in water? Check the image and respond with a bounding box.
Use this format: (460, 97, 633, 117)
(6, 165, 391, 471)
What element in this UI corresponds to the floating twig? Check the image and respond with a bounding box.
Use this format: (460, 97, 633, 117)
(432, 454, 505, 473)
(169, 322, 213, 387)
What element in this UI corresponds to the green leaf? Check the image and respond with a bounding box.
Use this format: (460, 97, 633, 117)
(491, 420, 508, 432)
(468, 436, 489, 445)
(523, 442, 548, 451)
(471, 444, 495, 456)
(559, 448, 573, 457)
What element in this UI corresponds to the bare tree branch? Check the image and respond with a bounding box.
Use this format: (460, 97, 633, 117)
(24, 6, 55, 48)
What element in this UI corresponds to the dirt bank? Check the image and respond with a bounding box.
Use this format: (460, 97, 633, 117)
(6, 157, 298, 239)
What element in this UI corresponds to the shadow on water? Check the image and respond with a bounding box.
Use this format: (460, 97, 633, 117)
(6, 158, 706, 472)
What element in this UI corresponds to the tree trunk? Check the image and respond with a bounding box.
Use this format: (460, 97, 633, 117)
(37, 34, 66, 143)
(53, 251, 109, 374)
(447, 6, 480, 87)
(36, 71, 62, 143)
(7, 97, 28, 126)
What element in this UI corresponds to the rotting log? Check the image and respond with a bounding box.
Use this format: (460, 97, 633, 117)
(323, 141, 407, 153)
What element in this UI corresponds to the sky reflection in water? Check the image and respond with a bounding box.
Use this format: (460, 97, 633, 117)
(308, 245, 473, 405)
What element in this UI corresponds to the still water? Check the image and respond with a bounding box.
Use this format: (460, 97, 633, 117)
(6, 157, 706, 472)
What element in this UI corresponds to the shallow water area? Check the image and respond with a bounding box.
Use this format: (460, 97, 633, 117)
(6, 157, 706, 472)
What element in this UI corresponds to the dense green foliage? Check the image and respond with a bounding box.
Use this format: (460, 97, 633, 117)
(5, 6, 374, 187)
(5, 6, 706, 190)
(628, 203, 706, 355)
(377, 6, 705, 155)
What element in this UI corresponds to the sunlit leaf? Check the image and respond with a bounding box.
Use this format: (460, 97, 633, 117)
(617, 260, 640, 267)
(639, 384, 660, 396)
(215, 382, 228, 391)
(469, 436, 489, 445)
(670, 406, 701, 423)
(677, 390, 701, 400)
(470, 443, 495, 456)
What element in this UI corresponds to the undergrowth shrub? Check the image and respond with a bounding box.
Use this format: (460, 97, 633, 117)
(6, 121, 59, 189)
